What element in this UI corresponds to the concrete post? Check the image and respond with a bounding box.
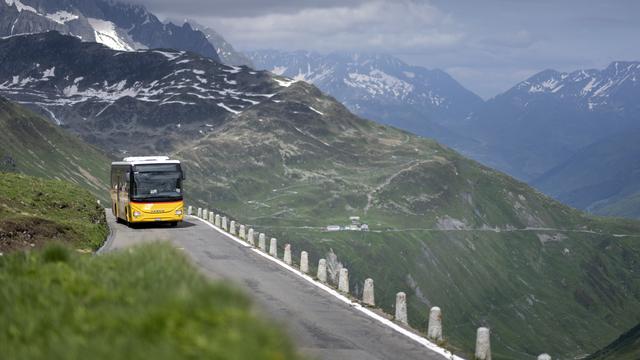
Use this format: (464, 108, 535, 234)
(187, 206, 193, 215)
(300, 251, 309, 274)
(215, 214, 221, 227)
(222, 216, 228, 231)
(239, 225, 246, 240)
(208, 211, 214, 223)
(248, 228, 255, 246)
(202, 209, 208, 220)
(197, 207, 202, 218)
(362, 278, 375, 306)
(284, 244, 292, 265)
(338, 268, 349, 293)
(395, 292, 408, 325)
(269, 238, 278, 258)
(475, 327, 491, 360)
(258, 233, 266, 252)
(230, 220, 236, 235)
(537, 354, 551, 360)
(427, 307, 443, 342)
(317, 259, 327, 283)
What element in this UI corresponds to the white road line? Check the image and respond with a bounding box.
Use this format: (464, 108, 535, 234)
(189, 215, 463, 360)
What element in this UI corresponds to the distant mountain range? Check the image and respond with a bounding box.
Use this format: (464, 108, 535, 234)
(248, 50, 483, 147)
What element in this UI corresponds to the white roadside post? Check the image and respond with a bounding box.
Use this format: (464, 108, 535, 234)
(222, 216, 228, 231)
(187, 206, 193, 215)
(338, 268, 349, 293)
(427, 307, 443, 342)
(362, 278, 375, 306)
(317, 259, 327, 283)
(197, 207, 202, 218)
(208, 211, 214, 223)
(258, 233, 266, 252)
(475, 327, 491, 360)
(248, 228, 255, 246)
(230, 220, 236, 235)
(239, 225, 246, 240)
(202, 209, 208, 220)
(283, 244, 292, 265)
(269, 238, 278, 258)
(300, 251, 309, 274)
(537, 354, 551, 360)
(395, 292, 408, 325)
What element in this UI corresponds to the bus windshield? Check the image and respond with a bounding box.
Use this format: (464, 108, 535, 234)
(132, 164, 182, 202)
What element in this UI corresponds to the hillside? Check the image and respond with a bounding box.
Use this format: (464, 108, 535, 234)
(533, 130, 640, 219)
(587, 323, 640, 360)
(0, 96, 110, 202)
(177, 81, 640, 359)
(2, 32, 640, 359)
(0, 172, 107, 252)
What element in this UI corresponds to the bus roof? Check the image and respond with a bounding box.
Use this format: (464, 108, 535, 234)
(111, 156, 181, 166)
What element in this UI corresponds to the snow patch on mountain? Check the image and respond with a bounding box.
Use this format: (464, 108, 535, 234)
(88, 18, 135, 51)
(4, 0, 36, 13)
(46, 11, 79, 25)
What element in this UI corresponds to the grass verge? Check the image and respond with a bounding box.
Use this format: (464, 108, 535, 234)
(0, 242, 303, 360)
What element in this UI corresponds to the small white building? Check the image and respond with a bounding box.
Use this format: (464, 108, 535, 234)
(326, 225, 341, 232)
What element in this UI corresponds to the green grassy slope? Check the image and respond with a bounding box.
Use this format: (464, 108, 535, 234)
(0, 241, 303, 360)
(587, 323, 640, 360)
(0, 173, 108, 252)
(0, 97, 110, 203)
(176, 82, 640, 359)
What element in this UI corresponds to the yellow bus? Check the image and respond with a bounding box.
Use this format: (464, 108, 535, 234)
(110, 156, 185, 226)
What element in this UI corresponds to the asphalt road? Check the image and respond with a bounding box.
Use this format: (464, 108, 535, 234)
(104, 212, 453, 360)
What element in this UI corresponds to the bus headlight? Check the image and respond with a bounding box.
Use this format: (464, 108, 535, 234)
(175, 209, 183, 215)
(133, 211, 141, 217)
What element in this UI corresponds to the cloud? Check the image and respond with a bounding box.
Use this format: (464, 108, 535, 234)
(187, 1, 463, 52)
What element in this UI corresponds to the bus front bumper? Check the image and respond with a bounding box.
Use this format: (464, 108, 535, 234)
(129, 201, 184, 223)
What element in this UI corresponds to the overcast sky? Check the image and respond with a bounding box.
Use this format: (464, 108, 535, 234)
(130, 0, 640, 99)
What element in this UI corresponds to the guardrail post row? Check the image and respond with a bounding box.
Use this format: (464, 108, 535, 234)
(230, 220, 236, 235)
(427, 306, 443, 342)
(362, 278, 375, 306)
(269, 238, 278, 258)
(317, 259, 327, 283)
(222, 216, 228, 231)
(215, 214, 221, 227)
(187, 205, 193, 215)
(202, 209, 208, 220)
(248, 228, 255, 245)
(197, 207, 202, 218)
(475, 327, 491, 360)
(208, 211, 214, 223)
(338, 268, 349, 293)
(258, 233, 266, 251)
(537, 354, 551, 360)
(239, 225, 246, 240)
(300, 251, 309, 273)
(283, 244, 292, 265)
(395, 292, 408, 325)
